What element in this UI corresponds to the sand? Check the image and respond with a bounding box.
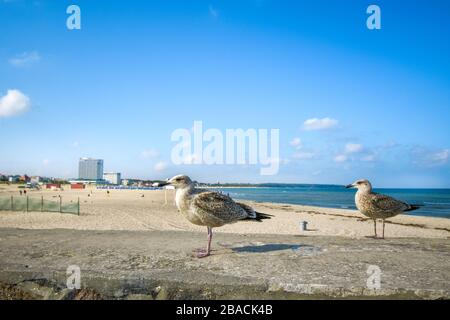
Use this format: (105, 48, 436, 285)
(0, 185, 449, 239)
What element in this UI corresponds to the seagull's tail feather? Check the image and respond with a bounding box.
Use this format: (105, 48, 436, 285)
(253, 211, 273, 221)
(237, 202, 273, 222)
(405, 204, 422, 212)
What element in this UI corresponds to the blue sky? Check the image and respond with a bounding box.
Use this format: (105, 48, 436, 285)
(0, 0, 449, 187)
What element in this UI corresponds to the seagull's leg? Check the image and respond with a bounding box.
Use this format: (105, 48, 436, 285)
(194, 227, 211, 253)
(373, 219, 377, 238)
(207, 227, 213, 252)
(382, 219, 385, 239)
(196, 227, 212, 258)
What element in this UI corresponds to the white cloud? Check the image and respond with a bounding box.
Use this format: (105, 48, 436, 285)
(154, 161, 168, 172)
(209, 5, 218, 18)
(293, 151, 316, 160)
(303, 117, 338, 131)
(9, 51, 41, 67)
(334, 154, 347, 162)
(345, 143, 363, 154)
(267, 157, 290, 165)
(381, 140, 399, 149)
(141, 149, 160, 159)
(411, 147, 450, 167)
(361, 154, 376, 162)
(0, 89, 31, 118)
(289, 137, 302, 149)
(334, 143, 370, 163)
(42, 159, 50, 166)
(431, 149, 449, 160)
(429, 149, 450, 165)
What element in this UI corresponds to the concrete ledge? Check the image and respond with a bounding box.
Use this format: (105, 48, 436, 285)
(0, 228, 449, 299)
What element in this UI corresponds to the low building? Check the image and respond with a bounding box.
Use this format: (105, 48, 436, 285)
(103, 172, 121, 185)
(8, 175, 20, 183)
(71, 183, 85, 189)
(30, 176, 41, 184)
(46, 183, 61, 189)
(19, 175, 30, 182)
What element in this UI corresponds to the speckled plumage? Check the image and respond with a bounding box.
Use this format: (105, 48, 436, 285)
(355, 192, 412, 220)
(177, 187, 250, 228)
(347, 179, 420, 238)
(164, 175, 270, 257)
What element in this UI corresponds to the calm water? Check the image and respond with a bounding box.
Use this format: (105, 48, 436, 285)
(213, 185, 450, 219)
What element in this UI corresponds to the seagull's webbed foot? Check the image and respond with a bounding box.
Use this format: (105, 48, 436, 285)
(191, 247, 211, 257)
(195, 250, 210, 258)
(371, 235, 386, 240)
(191, 226, 213, 258)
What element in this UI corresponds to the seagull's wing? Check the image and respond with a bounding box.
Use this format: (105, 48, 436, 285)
(236, 202, 273, 221)
(370, 193, 411, 214)
(192, 191, 247, 224)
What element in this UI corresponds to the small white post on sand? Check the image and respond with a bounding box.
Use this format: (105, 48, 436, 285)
(299, 221, 308, 231)
(164, 187, 168, 205)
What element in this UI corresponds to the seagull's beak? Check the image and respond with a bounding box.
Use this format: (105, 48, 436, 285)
(157, 180, 171, 187)
(345, 184, 354, 189)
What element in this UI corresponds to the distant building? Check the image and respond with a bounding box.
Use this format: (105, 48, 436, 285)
(30, 176, 41, 184)
(46, 183, 61, 190)
(78, 158, 104, 181)
(8, 175, 20, 183)
(71, 183, 85, 189)
(19, 175, 30, 183)
(103, 172, 121, 185)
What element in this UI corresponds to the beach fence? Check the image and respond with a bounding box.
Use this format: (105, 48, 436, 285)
(0, 196, 80, 215)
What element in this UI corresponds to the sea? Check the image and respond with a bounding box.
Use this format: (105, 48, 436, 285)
(212, 185, 450, 219)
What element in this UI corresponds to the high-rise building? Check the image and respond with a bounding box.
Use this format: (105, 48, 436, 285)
(103, 172, 121, 185)
(78, 158, 104, 181)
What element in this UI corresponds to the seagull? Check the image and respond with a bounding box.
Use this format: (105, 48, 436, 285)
(159, 175, 272, 258)
(346, 179, 420, 238)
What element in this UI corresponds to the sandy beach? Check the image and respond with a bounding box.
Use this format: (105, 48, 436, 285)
(0, 185, 449, 239)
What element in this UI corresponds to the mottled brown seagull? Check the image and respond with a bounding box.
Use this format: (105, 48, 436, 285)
(346, 179, 420, 238)
(159, 175, 271, 258)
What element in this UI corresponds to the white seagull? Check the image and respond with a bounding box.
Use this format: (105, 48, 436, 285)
(346, 179, 420, 238)
(160, 175, 272, 258)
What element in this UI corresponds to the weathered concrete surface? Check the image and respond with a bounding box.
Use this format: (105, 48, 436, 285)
(0, 228, 449, 299)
